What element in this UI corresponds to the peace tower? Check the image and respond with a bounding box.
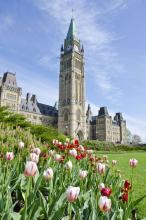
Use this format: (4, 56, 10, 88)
(58, 18, 87, 140)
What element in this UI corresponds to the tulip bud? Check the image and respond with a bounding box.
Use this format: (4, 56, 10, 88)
(99, 183, 105, 191)
(73, 139, 79, 145)
(66, 186, 80, 202)
(97, 163, 106, 175)
(29, 153, 39, 164)
(79, 170, 88, 179)
(6, 152, 14, 161)
(129, 158, 138, 168)
(101, 188, 112, 197)
(103, 155, 108, 160)
(66, 138, 70, 143)
(24, 161, 38, 177)
(48, 150, 55, 157)
(78, 145, 84, 152)
(43, 168, 53, 180)
(69, 148, 77, 158)
(65, 160, 73, 170)
(18, 141, 25, 149)
(112, 160, 117, 165)
(54, 154, 62, 161)
(33, 147, 41, 155)
(86, 149, 93, 155)
(98, 196, 111, 212)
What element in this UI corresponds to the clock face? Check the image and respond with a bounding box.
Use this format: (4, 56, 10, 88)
(74, 45, 79, 52)
(66, 45, 72, 51)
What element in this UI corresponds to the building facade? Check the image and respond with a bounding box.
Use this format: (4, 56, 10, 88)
(91, 107, 126, 143)
(0, 18, 127, 143)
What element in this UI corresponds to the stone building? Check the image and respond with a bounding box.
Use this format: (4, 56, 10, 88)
(0, 72, 58, 126)
(58, 18, 87, 140)
(91, 107, 126, 143)
(0, 18, 127, 143)
(0, 72, 22, 111)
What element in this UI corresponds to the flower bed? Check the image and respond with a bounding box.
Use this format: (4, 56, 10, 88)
(0, 125, 145, 219)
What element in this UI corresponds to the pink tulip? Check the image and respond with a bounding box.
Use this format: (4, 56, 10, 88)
(33, 147, 41, 155)
(66, 186, 80, 202)
(78, 145, 84, 152)
(18, 141, 25, 149)
(54, 154, 62, 161)
(65, 161, 73, 170)
(97, 163, 106, 175)
(98, 196, 111, 212)
(112, 160, 117, 165)
(79, 170, 88, 179)
(129, 158, 138, 168)
(43, 168, 53, 180)
(6, 152, 14, 161)
(24, 161, 38, 177)
(29, 153, 39, 164)
(69, 149, 77, 158)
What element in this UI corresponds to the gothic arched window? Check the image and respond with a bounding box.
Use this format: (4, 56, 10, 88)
(64, 111, 69, 122)
(76, 109, 81, 122)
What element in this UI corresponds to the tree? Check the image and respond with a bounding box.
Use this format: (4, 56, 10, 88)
(126, 128, 132, 144)
(132, 134, 142, 144)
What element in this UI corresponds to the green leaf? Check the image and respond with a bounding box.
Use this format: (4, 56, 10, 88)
(50, 206, 65, 220)
(10, 212, 21, 220)
(130, 195, 146, 209)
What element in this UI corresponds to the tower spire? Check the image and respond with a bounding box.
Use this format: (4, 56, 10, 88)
(66, 12, 77, 41)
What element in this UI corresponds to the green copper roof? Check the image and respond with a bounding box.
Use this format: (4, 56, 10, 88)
(66, 18, 77, 41)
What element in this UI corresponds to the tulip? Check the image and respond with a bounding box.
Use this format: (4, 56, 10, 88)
(78, 145, 84, 152)
(43, 168, 53, 180)
(69, 148, 77, 158)
(18, 141, 25, 149)
(99, 183, 105, 191)
(103, 155, 108, 160)
(54, 154, 62, 161)
(66, 138, 70, 143)
(6, 152, 14, 161)
(112, 160, 117, 165)
(86, 149, 93, 155)
(48, 150, 55, 157)
(24, 161, 38, 177)
(73, 139, 79, 145)
(121, 192, 128, 202)
(29, 153, 39, 164)
(98, 196, 111, 212)
(97, 163, 106, 175)
(65, 160, 73, 170)
(124, 180, 131, 190)
(79, 170, 88, 179)
(33, 147, 41, 155)
(66, 186, 80, 202)
(129, 158, 138, 168)
(101, 188, 112, 197)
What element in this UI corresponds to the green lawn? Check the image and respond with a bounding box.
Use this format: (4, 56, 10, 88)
(98, 151, 146, 218)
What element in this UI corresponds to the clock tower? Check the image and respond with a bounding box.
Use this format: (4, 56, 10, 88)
(58, 18, 87, 140)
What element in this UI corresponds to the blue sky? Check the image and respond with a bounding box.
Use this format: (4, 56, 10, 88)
(0, 0, 146, 141)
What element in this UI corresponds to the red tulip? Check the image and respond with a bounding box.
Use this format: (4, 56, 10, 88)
(101, 188, 112, 197)
(121, 193, 128, 202)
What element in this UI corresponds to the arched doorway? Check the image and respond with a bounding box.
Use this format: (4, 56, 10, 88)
(77, 130, 84, 141)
